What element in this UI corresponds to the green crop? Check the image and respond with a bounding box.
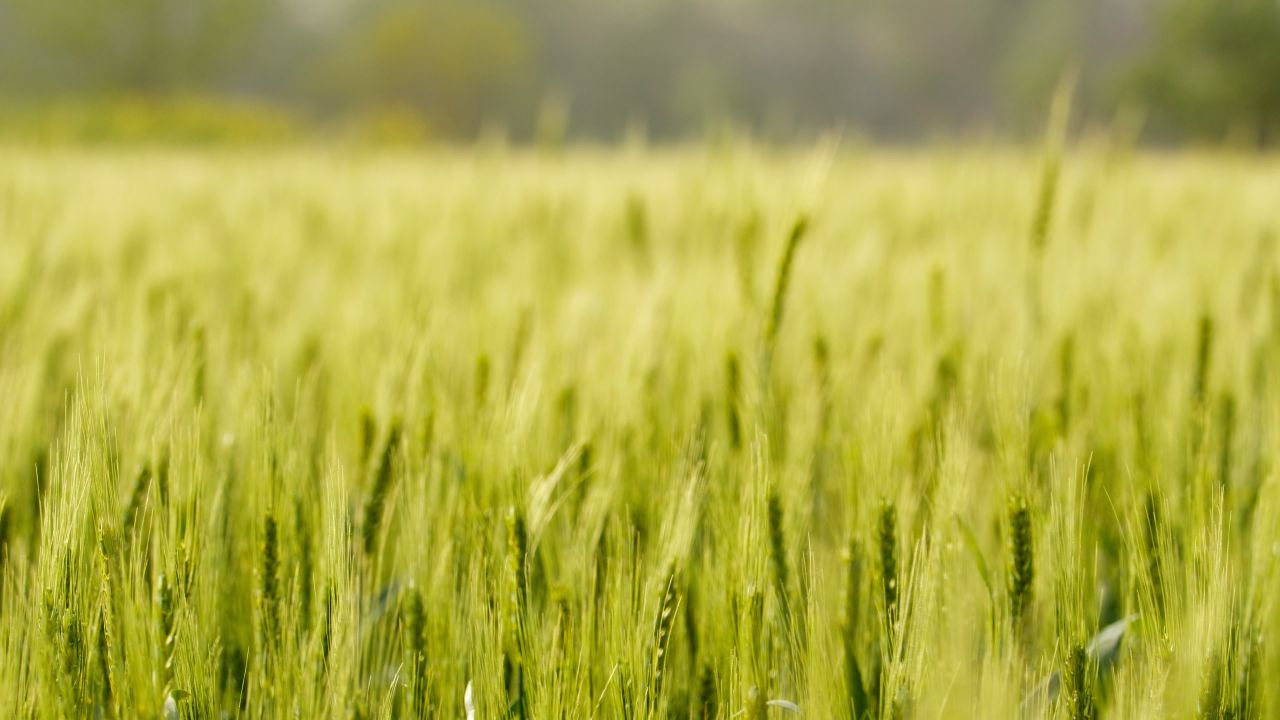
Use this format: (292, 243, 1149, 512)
(0, 143, 1276, 717)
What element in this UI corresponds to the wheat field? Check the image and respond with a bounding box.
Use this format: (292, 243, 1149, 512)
(0, 144, 1278, 718)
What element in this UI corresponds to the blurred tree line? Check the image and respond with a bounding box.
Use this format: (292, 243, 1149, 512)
(0, 0, 1275, 144)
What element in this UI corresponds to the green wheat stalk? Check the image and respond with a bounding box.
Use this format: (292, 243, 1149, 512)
(763, 215, 810, 372)
(878, 502, 899, 628)
(1006, 495, 1034, 630)
(258, 513, 280, 654)
(361, 422, 402, 556)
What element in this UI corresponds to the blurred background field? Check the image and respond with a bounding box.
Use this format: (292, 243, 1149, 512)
(0, 0, 1276, 147)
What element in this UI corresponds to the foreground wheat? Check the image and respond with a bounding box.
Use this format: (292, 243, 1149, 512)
(0, 145, 1275, 718)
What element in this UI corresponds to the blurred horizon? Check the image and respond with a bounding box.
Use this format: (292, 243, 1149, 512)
(0, 0, 1276, 146)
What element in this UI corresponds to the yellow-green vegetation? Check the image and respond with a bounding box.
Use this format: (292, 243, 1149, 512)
(0, 144, 1278, 718)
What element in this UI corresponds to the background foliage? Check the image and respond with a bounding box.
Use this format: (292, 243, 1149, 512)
(0, 0, 1276, 144)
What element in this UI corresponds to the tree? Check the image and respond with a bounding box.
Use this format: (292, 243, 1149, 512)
(312, 0, 534, 137)
(4, 0, 266, 93)
(1135, 0, 1280, 145)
